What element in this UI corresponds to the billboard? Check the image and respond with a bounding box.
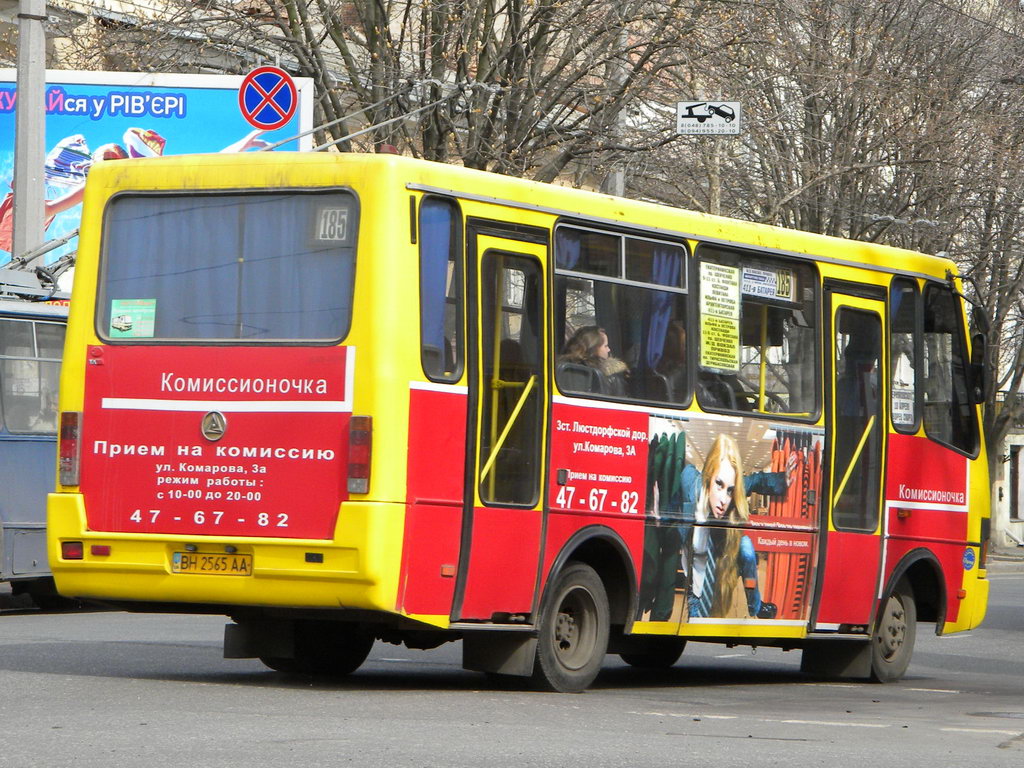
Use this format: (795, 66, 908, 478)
(0, 69, 315, 267)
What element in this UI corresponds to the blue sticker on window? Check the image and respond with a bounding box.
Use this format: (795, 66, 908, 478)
(963, 548, 976, 571)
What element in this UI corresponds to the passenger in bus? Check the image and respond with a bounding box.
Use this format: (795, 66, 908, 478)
(683, 434, 789, 620)
(653, 320, 688, 402)
(557, 325, 629, 396)
(651, 321, 750, 408)
(698, 368, 754, 411)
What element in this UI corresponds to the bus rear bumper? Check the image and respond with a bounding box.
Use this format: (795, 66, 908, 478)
(47, 493, 404, 613)
(944, 568, 989, 633)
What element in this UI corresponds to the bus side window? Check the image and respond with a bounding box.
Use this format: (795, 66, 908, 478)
(890, 278, 920, 432)
(553, 226, 689, 405)
(419, 197, 463, 381)
(0, 319, 62, 435)
(922, 284, 977, 454)
(695, 246, 819, 418)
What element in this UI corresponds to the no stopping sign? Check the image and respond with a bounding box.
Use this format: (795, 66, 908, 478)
(238, 66, 298, 131)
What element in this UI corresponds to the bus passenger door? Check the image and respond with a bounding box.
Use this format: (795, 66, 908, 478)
(453, 231, 548, 621)
(814, 291, 887, 629)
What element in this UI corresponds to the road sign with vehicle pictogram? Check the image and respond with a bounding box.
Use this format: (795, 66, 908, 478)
(676, 101, 742, 135)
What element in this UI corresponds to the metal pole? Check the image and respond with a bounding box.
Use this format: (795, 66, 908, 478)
(12, 0, 47, 262)
(600, 26, 628, 198)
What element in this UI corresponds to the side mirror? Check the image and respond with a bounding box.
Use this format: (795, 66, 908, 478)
(971, 306, 990, 336)
(970, 332, 987, 404)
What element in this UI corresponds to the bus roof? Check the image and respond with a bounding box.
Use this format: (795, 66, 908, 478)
(85, 152, 958, 281)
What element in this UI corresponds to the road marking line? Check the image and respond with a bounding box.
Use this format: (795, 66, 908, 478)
(631, 711, 737, 720)
(907, 688, 959, 694)
(940, 728, 1021, 736)
(798, 682, 861, 688)
(767, 719, 889, 728)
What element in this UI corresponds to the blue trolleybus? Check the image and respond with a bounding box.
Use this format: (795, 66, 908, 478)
(0, 267, 68, 605)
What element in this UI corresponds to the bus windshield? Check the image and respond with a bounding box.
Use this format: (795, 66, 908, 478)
(99, 191, 358, 342)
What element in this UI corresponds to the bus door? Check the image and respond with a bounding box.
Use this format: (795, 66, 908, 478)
(453, 229, 548, 621)
(814, 290, 887, 629)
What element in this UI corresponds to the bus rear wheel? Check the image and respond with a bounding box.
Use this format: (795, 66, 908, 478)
(620, 638, 686, 669)
(870, 578, 916, 683)
(260, 621, 374, 677)
(532, 561, 609, 693)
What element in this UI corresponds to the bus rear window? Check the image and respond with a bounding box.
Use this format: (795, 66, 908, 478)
(99, 192, 357, 342)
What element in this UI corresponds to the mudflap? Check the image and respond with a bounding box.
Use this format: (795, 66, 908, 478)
(462, 631, 538, 677)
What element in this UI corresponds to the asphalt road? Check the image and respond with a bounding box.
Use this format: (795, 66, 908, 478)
(1, 560, 1022, 767)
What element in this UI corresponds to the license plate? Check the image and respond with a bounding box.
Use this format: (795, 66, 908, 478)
(171, 552, 252, 576)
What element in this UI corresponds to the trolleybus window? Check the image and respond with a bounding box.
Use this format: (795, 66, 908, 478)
(0, 318, 63, 434)
(554, 225, 689, 404)
(695, 246, 818, 417)
(99, 192, 357, 341)
(419, 197, 462, 381)
(923, 284, 977, 454)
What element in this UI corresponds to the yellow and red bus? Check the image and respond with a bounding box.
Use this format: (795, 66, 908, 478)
(48, 152, 990, 691)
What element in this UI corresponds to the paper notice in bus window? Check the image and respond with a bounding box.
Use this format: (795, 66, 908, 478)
(892, 388, 914, 425)
(699, 263, 740, 371)
(742, 266, 794, 301)
(109, 299, 156, 339)
(9, 361, 39, 396)
(700, 315, 740, 371)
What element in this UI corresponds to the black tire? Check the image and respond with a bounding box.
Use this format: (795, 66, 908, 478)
(620, 638, 686, 669)
(870, 578, 916, 683)
(260, 621, 374, 677)
(13, 577, 80, 611)
(532, 561, 609, 693)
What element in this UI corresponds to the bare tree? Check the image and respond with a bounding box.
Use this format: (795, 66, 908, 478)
(44, 1, 723, 181)
(37, 0, 1024, 467)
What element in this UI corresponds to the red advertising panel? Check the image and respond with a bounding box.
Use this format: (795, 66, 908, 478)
(886, 433, 968, 503)
(884, 432, 970, 624)
(548, 402, 650, 516)
(81, 345, 350, 539)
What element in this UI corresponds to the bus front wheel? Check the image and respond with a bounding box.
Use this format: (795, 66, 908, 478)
(870, 578, 916, 683)
(532, 561, 609, 693)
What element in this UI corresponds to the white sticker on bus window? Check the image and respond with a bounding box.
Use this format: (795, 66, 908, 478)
(742, 266, 795, 301)
(9, 361, 39, 396)
(315, 207, 349, 241)
(109, 299, 156, 338)
(892, 389, 915, 425)
(700, 262, 740, 372)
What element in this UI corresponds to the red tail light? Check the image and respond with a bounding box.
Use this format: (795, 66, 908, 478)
(347, 415, 372, 494)
(61, 541, 84, 560)
(59, 411, 82, 486)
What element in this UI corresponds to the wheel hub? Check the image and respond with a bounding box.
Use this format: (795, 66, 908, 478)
(555, 610, 578, 650)
(878, 597, 907, 659)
